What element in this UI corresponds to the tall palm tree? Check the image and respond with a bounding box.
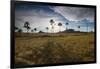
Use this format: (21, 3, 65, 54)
(78, 26, 80, 32)
(50, 19, 54, 25)
(46, 27, 49, 33)
(66, 22, 69, 30)
(24, 21, 30, 33)
(50, 19, 55, 33)
(58, 23, 62, 32)
(34, 28, 37, 33)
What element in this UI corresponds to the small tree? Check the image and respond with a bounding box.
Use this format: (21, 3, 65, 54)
(50, 19, 55, 33)
(58, 23, 62, 32)
(15, 26, 19, 32)
(46, 27, 49, 33)
(66, 22, 69, 30)
(18, 29, 22, 33)
(78, 26, 80, 32)
(31, 29, 34, 32)
(39, 30, 44, 33)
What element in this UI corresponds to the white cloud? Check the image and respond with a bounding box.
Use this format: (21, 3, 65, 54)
(51, 6, 95, 21)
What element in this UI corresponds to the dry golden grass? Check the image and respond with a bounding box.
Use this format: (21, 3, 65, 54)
(15, 32, 95, 66)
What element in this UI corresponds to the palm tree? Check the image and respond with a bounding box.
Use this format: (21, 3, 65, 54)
(27, 26, 31, 32)
(66, 22, 69, 30)
(50, 19, 54, 25)
(78, 26, 80, 32)
(58, 23, 62, 32)
(24, 21, 30, 33)
(46, 27, 49, 33)
(31, 29, 34, 32)
(34, 28, 37, 33)
(50, 19, 55, 33)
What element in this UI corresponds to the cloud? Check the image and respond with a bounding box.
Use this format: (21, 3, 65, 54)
(51, 6, 95, 21)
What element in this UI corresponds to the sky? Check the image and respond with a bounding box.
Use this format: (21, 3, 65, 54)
(15, 2, 95, 33)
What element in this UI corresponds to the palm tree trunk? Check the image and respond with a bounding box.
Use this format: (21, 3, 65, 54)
(59, 26, 61, 32)
(87, 23, 88, 33)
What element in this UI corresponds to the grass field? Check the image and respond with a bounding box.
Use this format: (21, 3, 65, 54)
(15, 32, 95, 66)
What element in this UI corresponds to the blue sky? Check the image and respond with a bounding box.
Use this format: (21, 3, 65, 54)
(15, 2, 95, 33)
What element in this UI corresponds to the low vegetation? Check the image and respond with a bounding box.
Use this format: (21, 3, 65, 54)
(15, 32, 95, 66)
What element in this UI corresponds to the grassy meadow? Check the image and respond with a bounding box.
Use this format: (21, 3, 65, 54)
(15, 32, 95, 66)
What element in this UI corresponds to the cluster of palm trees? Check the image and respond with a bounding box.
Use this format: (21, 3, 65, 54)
(23, 22, 37, 33)
(49, 19, 81, 33)
(15, 19, 82, 33)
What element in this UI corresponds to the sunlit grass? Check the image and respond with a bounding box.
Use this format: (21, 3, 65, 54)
(15, 32, 95, 66)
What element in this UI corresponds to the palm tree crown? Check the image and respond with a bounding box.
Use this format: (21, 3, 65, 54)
(50, 19, 54, 25)
(34, 28, 37, 32)
(58, 23, 62, 32)
(66, 23, 69, 25)
(24, 22, 30, 28)
(78, 26, 80, 28)
(58, 23, 62, 26)
(46, 27, 49, 33)
(46, 27, 49, 30)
